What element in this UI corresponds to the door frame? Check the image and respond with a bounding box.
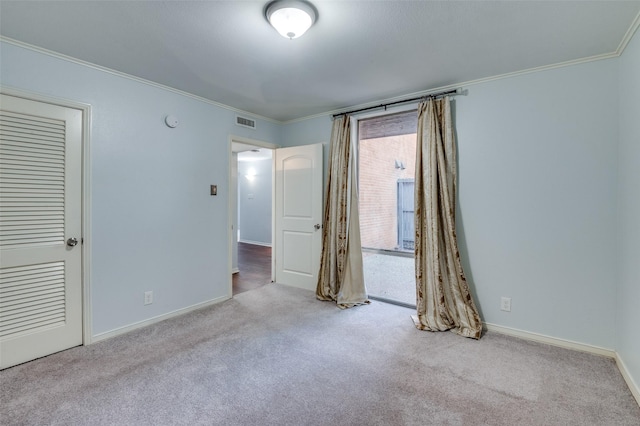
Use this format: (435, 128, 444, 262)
(227, 135, 278, 298)
(0, 86, 92, 345)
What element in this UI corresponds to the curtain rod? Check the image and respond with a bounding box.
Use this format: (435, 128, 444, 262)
(332, 88, 461, 118)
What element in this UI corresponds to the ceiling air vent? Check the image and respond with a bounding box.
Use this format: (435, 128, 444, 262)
(236, 115, 256, 130)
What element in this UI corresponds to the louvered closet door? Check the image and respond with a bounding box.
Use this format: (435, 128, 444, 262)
(0, 94, 82, 369)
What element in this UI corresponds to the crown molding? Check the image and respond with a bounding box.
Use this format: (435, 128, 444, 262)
(286, 10, 640, 125)
(616, 9, 640, 55)
(4, 6, 639, 128)
(0, 36, 280, 125)
(285, 49, 620, 125)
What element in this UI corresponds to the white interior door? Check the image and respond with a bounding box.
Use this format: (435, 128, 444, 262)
(0, 94, 83, 369)
(274, 144, 322, 291)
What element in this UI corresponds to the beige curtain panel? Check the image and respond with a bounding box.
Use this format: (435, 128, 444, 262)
(412, 97, 483, 339)
(316, 116, 369, 309)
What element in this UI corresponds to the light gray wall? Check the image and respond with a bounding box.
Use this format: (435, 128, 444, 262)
(617, 29, 640, 391)
(237, 158, 272, 245)
(0, 41, 281, 336)
(454, 60, 618, 348)
(283, 57, 620, 350)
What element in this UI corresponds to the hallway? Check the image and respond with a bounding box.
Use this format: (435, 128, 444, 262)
(232, 242, 271, 295)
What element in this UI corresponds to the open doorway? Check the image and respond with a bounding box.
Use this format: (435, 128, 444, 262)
(231, 138, 276, 295)
(357, 110, 418, 307)
(229, 138, 323, 296)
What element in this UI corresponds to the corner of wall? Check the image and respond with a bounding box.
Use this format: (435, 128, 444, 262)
(615, 21, 640, 406)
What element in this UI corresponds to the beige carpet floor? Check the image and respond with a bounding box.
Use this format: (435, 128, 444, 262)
(1, 283, 638, 425)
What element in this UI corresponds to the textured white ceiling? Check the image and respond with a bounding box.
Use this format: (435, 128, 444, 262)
(1, 1, 639, 122)
(237, 149, 273, 162)
(233, 142, 273, 162)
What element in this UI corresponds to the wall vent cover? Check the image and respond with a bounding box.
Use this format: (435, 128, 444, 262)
(236, 116, 256, 130)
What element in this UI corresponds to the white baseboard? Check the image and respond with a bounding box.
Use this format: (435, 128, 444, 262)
(615, 352, 640, 407)
(484, 323, 640, 407)
(484, 322, 615, 358)
(232, 267, 240, 274)
(91, 295, 229, 343)
(238, 239, 271, 247)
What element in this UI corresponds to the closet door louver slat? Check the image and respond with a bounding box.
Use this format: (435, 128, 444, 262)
(0, 261, 66, 339)
(0, 111, 65, 250)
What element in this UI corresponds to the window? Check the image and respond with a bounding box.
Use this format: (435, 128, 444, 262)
(358, 110, 417, 306)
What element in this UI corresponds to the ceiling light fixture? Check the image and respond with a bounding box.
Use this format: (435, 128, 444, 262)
(265, 0, 317, 40)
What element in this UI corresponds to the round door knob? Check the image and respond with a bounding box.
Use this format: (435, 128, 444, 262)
(67, 237, 78, 247)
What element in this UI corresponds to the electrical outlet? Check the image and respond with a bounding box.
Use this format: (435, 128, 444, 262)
(144, 291, 153, 305)
(500, 297, 511, 312)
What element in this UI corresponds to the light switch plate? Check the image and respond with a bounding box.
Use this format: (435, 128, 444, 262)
(500, 297, 511, 312)
(144, 291, 153, 305)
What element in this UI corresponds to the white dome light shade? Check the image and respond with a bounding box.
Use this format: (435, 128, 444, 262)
(266, 1, 317, 39)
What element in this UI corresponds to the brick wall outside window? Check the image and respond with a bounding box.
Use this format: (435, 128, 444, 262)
(359, 133, 416, 251)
